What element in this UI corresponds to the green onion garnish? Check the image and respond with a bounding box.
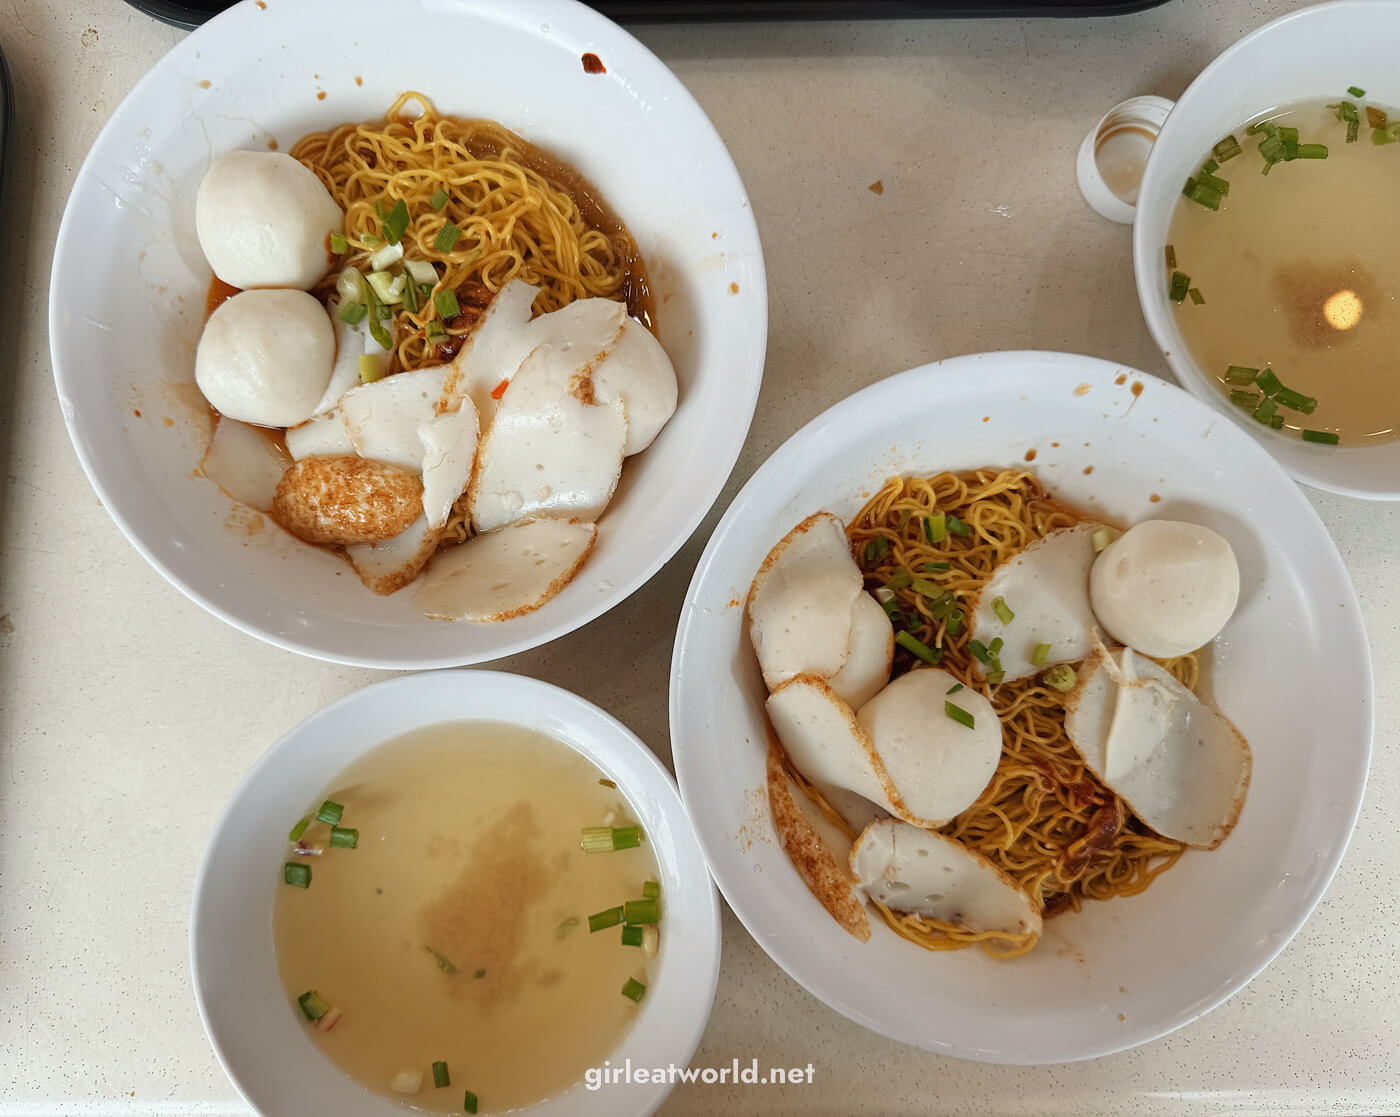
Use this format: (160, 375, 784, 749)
(364, 284, 392, 351)
(623, 898, 660, 924)
(1229, 389, 1261, 410)
(430, 187, 451, 211)
(381, 198, 410, 245)
(885, 568, 913, 594)
(556, 916, 579, 939)
(992, 597, 1014, 625)
(1270, 414, 1285, 430)
(1164, 244, 1177, 271)
(946, 515, 971, 537)
(463, 1090, 479, 1114)
(434, 288, 461, 319)
(944, 610, 963, 636)
(1258, 134, 1286, 165)
(366, 269, 401, 305)
(337, 299, 367, 325)
(1348, 85, 1366, 99)
(434, 221, 462, 253)
(1181, 175, 1198, 199)
(1273, 387, 1318, 414)
(1334, 101, 1360, 143)
(329, 233, 348, 254)
(1212, 134, 1242, 162)
(1043, 664, 1077, 692)
(879, 597, 903, 622)
(1302, 429, 1340, 445)
(621, 978, 646, 1003)
(329, 826, 359, 849)
(1188, 287, 1204, 305)
(297, 990, 329, 1021)
(1168, 271, 1191, 302)
(433, 1062, 451, 1089)
(944, 701, 975, 730)
(894, 631, 941, 666)
(621, 924, 644, 947)
(1092, 527, 1116, 552)
(1223, 365, 1258, 385)
(1297, 143, 1328, 159)
(988, 636, 1003, 655)
(1253, 398, 1278, 425)
(580, 825, 642, 852)
(985, 669, 1005, 686)
(1031, 643, 1051, 666)
(359, 354, 383, 384)
(316, 800, 344, 825)
(643, 880, 660, 900)
(923, 561, 952, 573)
(403, 277, 421, 314)
(909, 576, 942, 598)
(1202, 158, 1219, 175)
(924, 512, 946, 543)
(589, 906, 624, 932)
(426, 320, 448, 345)
(1255, 368, 1283, 396)
(611, 825, 642, 849)
(1196, 170, 1230, 196)
(1371, 128, 1394, 146)
(926, 591, 958, 620)
(967, 640, 991, 664)
(864, 536, 890, 563)
(284, 862, 311, 888)
(946, 682, 964, 695)
(425, 946, 458, 975)
(1187, 181, 1223, 210)
(1275, 125, 1299, 145)
(1281, 139, 1301, 162)
(289, 817, 311, 842)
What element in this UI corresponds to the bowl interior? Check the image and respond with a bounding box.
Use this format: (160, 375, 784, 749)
(671, 352, 1371, 1063)
(1133, 0, 1400, 499)
(191, 671, 720, 1117)
(51, 0, 766, 666)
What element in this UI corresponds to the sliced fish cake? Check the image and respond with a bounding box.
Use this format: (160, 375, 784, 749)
(200, 416, 290, 512)
(347, 517, 443, 596)
(413, 518, 596, 622)
(747, 513, 864, 691)
(439, 278, 539, 428)
(1064, 645, 1251, 849)
(826, 591, 894, 710)
(341, 366, 449, 472)
(418, 399, 480, 531)
(849, 818, 1042, 938)
(285, 408, 354, 460)
(589, 316, 678, 455)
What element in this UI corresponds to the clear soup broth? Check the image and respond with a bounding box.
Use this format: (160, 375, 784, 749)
(1167, 97, 1400, 445)
(275, 720, 658, 1114)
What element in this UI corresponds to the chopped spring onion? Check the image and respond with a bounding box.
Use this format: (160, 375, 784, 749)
(381, 198, 411, 244)
(1258, 134, 1286, 172)
(556, 916, 579, 939)
(1273, 387, 1318, 414)
(329, 826, 359, 849)
(1372, 128, 1394, 145)
(435, 288, 462, 319)
(1188, 287, 1205, 305)
(1229, 389, 1261, 410)
(643, 880, 660, 900)
(885, 567, 913, 591)
(988, 636, 1003, 655)
(878, 597, 902, 621)
(297, 990, 330, 1021)
(1164, 244, 1177, 271)
(967, 639, 991, 664)
(1168, 271, 1191, 302)
(284, 861, 312, 888)
(387, 273, 408, 301)
(946, 682, 964, 695)
(874, 586, 896, 605)
(621, 978, 647, 1003)
(1297, 143, 1328, 159)
(986, 669, 1005, 686)
(362, 233, 384, 250)
(1187, 181, 1223, 209)
(402, 276, 421, 314)
(335, 266, 367, 303)
(433, 1062, 451, 1089)
(909, 576, 942, 598)
(894, 631, 941, 665)
(365, 290, 393, 350)
(366, 270, 401, 305)
(944, 610, 963, 636)
(1276, 125, 1300, 145)
(623, 898, 660, 924)
(404, 258, 438, 286)
(1031, 642, 1052, 666)
(426, 320, 448, 345)
(1348, 85, 1366, 99)
(580, 825, 642, 852)
(621, 924, 644, 947)
(1245, 120, 1273, 136)
(612, 825, 642, 849)
(369, 241, 404, 271)
(1335, 101, 1360, 143)
(1092, 527, 1117, 552)
(430, 186, 451, 211)
(1043, 664, 1077, 692)
(1302, 429, 1340, 445)
(1202, 158, 1218, 175)
(1366, 105, 1388, 130)
(359, 354, 383, 383)
(1181, 175, 1197, 198)
(1196, 170, 1230, 196)
(864, 536, 890, 563)
(924, 511, 946, 543)
(926, 591, 958, 620)
(329, 233, 348, 254)
(1253, 398, 1278, 425)
(288, 817, 311, 842)
(1281, 139, 1301, 161)
(1223, 365, 1258, 385)
(923, 560, 952, 573)
(434, 221, 463, 253)
(589, 906, 625, 933)
(1255, 367, 1283, 396)
(391, 1069, 423, 1096)
(992, 596, 1014, 625)
(425, 946, 458, 975)
(337, 299, 367, 325)
(1270, 414, 1285, 430)
(463, 1090, 479, 1114)
(946, 515, 971, 537)
(944, 701, 975, 730)
(1212, 134, 1242, 162)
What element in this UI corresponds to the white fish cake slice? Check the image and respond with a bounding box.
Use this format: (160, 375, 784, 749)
(826, 591, 894, 710)
(856, 667, 1001, 826)
(439, 278, 539, 429)
(747, 513, 864, 691)
(1064, 645, 1251, 849)
(285, 408, 354, 460)
(467, 344, 627, 533)
(413, 518, 597, 622)
(849, 818, 1042, 937)
(766, 738, 870, 942)
(341, 367, 449, 472)
(346, 516, 443, 596)
(588, 316, 678, 455)
(314, 298, 393, 417)
(418, 399, 480, 531)
(969, 522, 1107, 682)
(200, 416, 290, 512)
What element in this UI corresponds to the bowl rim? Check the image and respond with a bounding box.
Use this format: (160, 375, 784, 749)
(48, 0, 769, 668)
(189, 669, 723, 1116)
(1131, 0, 1400, 500)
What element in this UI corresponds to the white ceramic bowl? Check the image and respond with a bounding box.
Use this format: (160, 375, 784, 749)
(671, 352, 1372, 1063)
(191, 671, 721, 1116)
(50, 0, 766, 666)
(1133, 0, 1399, 499)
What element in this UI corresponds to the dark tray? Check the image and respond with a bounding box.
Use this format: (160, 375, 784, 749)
(126, 0, 1171, 31)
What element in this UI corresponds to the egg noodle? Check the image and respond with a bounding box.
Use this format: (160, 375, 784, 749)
(785, 469, 1194, 959)
(290, 91, 646, 376)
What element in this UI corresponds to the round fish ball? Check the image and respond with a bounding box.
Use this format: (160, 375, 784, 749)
(195, 151, 342, 289)
(1089, 520, 1240, 658)
(195, 289, 335, 428)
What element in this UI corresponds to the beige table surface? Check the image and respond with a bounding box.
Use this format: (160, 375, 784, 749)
(2, 0, 1396, 1113)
